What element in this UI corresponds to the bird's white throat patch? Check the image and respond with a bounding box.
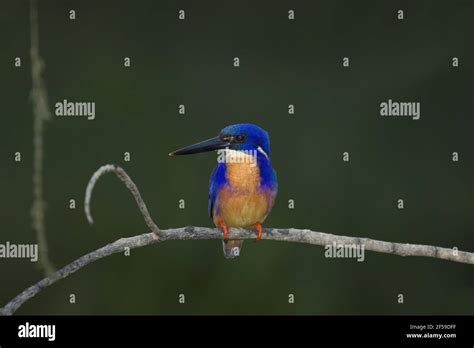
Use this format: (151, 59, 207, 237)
(217, 148, 258, 167)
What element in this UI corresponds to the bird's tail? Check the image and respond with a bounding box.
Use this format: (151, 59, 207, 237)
(222, 240, 243, 259)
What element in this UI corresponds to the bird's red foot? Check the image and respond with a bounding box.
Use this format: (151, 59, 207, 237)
(255, 222, 263, 242)
(218, 222, 229, 243)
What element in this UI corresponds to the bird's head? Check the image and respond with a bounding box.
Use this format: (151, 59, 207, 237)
(169, 123, 271, 158)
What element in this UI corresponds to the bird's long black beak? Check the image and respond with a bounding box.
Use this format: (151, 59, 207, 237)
(169, 136, 231, 156)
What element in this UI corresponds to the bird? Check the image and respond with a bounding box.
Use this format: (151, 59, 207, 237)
(169, 123, 278, 259)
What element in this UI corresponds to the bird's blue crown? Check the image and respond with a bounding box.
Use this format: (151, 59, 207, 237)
(219, 124, 271, 157)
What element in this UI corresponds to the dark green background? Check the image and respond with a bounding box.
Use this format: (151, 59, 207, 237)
(1, 0, 472, 314)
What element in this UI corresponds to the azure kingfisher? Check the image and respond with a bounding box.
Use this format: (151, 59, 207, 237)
(169, 124, 278, 259)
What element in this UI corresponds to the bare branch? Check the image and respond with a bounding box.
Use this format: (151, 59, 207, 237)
(1, 164, 471, 316)
(1, 226, 473, 315)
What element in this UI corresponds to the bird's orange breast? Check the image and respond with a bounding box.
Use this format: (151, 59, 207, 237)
(213, 155, 270, 227)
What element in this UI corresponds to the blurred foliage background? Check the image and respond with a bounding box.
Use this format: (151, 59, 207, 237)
(0, 0, 472, 315)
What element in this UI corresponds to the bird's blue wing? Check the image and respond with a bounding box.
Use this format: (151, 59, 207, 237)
(208, 163, 227, 219)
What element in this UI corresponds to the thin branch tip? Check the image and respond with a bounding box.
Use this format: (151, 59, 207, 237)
(84, 164, 160, 234)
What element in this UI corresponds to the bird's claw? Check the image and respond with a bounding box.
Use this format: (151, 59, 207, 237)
(219, 222, 229, 243)
(254, 222, 263, 243)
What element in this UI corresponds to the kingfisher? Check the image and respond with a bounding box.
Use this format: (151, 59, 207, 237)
(169, 124, 278, 259)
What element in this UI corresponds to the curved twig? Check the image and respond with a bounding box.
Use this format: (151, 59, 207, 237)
(85, 164, 160, 234)
(1, 164, 472, 316)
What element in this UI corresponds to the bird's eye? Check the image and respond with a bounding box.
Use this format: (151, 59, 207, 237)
(235, 134, 246, 142)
